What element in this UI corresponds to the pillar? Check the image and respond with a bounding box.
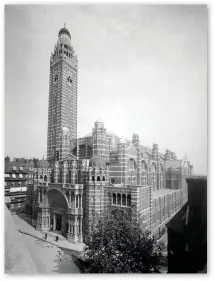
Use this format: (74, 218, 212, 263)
(54, 163, 59, 183)
(74, 194, 77, 208)
(53, 214, 56, 230)
(38, 189, 40, 203)
(63, 162, 67, 184)
(41, 189, 44, 201)
(69, 191, 71, 207)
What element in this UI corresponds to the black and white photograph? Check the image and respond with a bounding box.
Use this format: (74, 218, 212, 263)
(3, 3, 207, 275)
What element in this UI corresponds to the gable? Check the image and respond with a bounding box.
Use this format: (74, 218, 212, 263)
(63, 153, 76, 161)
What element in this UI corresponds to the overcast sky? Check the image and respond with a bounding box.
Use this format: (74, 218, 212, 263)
(5, 4, 207, 174)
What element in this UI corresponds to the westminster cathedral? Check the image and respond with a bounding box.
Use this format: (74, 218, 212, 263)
(33, 26, 193, 243)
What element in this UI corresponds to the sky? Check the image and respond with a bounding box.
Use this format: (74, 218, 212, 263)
(4, 4, 207, 174)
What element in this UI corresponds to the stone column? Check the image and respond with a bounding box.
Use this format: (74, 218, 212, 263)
(69, 191, 71, 208)
(38, 189, 40, 203)
(54, 163, 59, 183)
(63, 162, 67, 184)
(73, 217, 77, 242)
(53, 214, 56, 230)
(79, 217, 83, 242)
(41, 189, 44, 201)
(74, 192, 76, 208)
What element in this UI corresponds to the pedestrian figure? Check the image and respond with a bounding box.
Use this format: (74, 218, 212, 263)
(45, 233, 47, 240)
(56, 235, 59, 242)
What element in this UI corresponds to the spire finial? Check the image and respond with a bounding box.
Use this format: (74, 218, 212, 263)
(64, 23, 66, 28)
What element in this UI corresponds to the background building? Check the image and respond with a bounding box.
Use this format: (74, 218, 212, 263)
(4, 157, 33, 212)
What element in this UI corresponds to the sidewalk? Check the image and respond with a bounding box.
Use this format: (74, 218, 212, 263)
(12, 214, 85, 256)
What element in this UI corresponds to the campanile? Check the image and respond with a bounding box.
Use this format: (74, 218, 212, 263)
(47, 25, 78, 162)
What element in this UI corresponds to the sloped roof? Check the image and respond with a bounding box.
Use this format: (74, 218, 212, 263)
(37, 159, 50, 168)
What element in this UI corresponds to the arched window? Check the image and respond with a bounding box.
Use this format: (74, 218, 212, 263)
(97, 176, 100, 181)
(40, 175, 43, 180)
(151, 163, 156, 173)
(108, 192, 111, 204)
(117, 193, 121, 205)
(141, 161, 147, 171)
(68, 170, 72, 183)
(92, 176, 95, 181)
(44, 175, 47, 182)
(127, 158, 136, 170)
(113, 193, 116, 205)
(67, 76, 72, 85)
(127, 195, 131, 206)
(102, 176, 105, 181)
(122, 194, 126, 206)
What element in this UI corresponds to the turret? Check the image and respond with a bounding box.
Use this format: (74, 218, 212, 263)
(92, 119, 108, 160)
(132, 134, 141, 185)
(165, 149, 171, 161)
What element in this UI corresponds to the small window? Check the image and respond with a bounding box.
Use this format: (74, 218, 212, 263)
(54, 75, 58, 82)
(67, 76, 72, 85)
(19, 174, 23, 178)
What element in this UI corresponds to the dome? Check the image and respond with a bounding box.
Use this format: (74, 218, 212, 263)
(89, 155, 106, 169)
(58, 27, 71, 39)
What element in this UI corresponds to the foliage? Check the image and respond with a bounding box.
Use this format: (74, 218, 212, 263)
(83, 209, 164, 273)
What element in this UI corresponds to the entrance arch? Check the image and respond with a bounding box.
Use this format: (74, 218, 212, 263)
(41, 188, 69, 210)
(41, 188, 69, 233)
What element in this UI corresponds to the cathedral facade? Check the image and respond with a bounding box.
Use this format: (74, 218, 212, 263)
(35, 26, 193, 243)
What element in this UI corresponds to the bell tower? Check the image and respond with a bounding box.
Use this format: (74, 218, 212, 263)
(47, 25, 78, 163)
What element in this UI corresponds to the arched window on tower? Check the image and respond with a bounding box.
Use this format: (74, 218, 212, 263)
(122, 194, 126, 206)
(92, 176, 95, 181)
(113, 193, 116, 205)
(97, 176, 100, 181)
(67, 76, 72, 86)
(68, 170, 72, 183)
(102, 176, 105, 181)
(127, 195, 131, 206)
(44, 175, 47, 182)
(117, 193, 121, 205)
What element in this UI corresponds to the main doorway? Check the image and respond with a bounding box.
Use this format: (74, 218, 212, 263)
(56, 214, 62, 231)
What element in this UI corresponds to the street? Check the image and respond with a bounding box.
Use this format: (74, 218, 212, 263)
(12, 214, 80, 273)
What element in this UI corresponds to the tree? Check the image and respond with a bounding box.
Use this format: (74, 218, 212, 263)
(82, 209, 164, 273)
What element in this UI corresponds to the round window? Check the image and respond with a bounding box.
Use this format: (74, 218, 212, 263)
(110, 178, 115, 184)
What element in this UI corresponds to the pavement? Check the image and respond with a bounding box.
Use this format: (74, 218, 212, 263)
(12, 214, 85, 257)
(5, 205, 38, 274)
